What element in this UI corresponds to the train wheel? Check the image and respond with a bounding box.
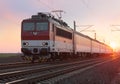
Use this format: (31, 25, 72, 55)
(46, 54, 52, 62)
(44, 58, 47, 62)
(41, 58, 44, 62)
(51, 53, 57, 61)
(29, 56, 32, 61)
(46, 58, 52, 62)
(43, 57, 48, 62)
(38, 57, 42, 63)
(31, 56, 35, 63)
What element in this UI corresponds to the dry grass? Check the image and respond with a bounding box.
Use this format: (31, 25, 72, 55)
(0, 53, 20, 58)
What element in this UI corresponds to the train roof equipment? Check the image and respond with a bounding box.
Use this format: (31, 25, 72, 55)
(23, 12, 69, 28)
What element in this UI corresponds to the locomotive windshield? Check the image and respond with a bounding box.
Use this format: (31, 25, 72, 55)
(36, 22, 48, 31)
(22, 22, 48, 31)
(23, 22, 34, 31)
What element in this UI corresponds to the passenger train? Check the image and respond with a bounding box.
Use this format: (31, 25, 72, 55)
(21, 12, 113, 62)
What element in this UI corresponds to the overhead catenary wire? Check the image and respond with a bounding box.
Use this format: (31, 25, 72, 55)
(111, 25, 120, 31)
(37, 0, 54, 10)
(37, 0, 94, 32)
(82, 0, 89, 8)
(37, 0, 90, 20)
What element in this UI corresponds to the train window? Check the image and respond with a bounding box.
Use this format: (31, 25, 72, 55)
(23, 22, 34, 31)
(56, 28, 72, 39)
(36, 22, 48, 31)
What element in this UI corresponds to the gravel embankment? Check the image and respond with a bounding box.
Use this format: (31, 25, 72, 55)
(111, 65, 120, 84)
(40, 57, 120, 84)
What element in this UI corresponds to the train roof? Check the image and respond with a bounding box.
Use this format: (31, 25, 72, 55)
(23, 12, 69, 27)
(75, 31, 92, 40)
(75, 31, 110, 46)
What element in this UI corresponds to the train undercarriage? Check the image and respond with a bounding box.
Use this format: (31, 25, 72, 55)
(21, 52, 111, 63)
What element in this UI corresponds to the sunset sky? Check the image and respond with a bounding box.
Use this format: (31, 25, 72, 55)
(1, 0, 120, 53)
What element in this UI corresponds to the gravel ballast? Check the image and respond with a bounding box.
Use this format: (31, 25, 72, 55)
(39, 58, 120, 84)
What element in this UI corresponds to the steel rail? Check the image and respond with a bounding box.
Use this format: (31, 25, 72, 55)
(5, 60, 108, 84)
(0, 57, 109, 78)
(0, 56, 110, 70)
(0, 57, 112, 84)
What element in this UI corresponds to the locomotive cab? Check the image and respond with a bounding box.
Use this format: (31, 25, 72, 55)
(21, 13, 52, 61)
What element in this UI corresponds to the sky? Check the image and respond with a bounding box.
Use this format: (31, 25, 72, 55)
(0, 0, 120, 53)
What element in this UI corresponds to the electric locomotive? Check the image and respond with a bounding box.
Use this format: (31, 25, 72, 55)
(21, 12, 113, 62)
(21, 12, 73, 62)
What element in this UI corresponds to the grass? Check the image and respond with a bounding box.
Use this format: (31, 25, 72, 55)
(0, 53, 20, 58)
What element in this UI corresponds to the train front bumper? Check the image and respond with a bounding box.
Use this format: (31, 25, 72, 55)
(21, 47, 50, 55)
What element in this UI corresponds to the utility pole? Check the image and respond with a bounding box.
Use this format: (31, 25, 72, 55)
(73, 21, 76, 54)
(94, 32, 96, 40)
(74, 21, 76, 31)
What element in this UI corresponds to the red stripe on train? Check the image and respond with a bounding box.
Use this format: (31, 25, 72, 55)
(21, 36, 49, 40)
(21, 31, 49, 40)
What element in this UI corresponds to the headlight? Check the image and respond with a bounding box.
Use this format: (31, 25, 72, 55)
(42, 42, 48, 46)
(23, 42, 29, 46)
(42, 42, 46, 46)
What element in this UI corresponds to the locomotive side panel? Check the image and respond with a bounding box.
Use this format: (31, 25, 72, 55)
(53, 26, 73, 53)
(49, 21, 73, 54)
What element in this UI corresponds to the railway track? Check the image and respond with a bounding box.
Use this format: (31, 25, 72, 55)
(0, 56, 110, 73)
(0, 56, 111, 70)
(0, 57, 115, 84)
(0, 62, 42, 70)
